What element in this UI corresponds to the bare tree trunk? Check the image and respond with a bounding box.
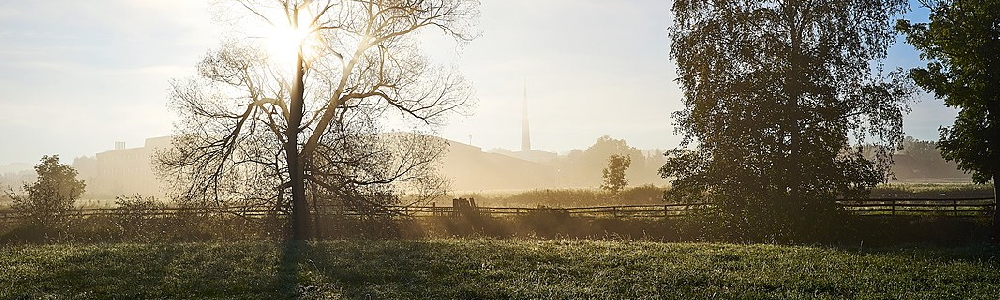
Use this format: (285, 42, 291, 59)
(286, 52, 310, 240)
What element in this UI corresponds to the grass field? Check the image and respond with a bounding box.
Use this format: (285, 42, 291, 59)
(3, 239, 999, 299)
(872, 182, 993, 198)
(15, 181, 987, 211)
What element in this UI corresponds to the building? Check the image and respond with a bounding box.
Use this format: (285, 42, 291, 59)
(504, 81, 558, 163)
(79, 136, 172, 198)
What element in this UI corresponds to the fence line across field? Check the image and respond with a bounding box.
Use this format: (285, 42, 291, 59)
(0, 197, 994, 220)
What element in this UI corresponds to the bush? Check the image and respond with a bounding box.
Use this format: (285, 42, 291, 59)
(520, 206, 572, 238)
(112, 194, 167, 241)
(5, 155, 85, 229)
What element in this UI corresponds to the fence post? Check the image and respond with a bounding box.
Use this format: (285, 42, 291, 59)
(953, 199, 958, 216)
(664, 205, 668, 218)
(612, 206, 618, 219)
(891, 199, 896, 216)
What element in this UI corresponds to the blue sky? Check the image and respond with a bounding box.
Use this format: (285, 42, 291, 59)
(0, 0, 955, 166)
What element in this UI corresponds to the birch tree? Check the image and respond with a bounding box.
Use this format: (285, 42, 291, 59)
(662, 0, 915, 241)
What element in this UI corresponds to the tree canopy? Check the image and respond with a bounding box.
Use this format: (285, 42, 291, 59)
(662, 0, 915, 240)
(5, 155, 86, 227)
(897, 0, 1000, 184)
(896, 0, 1000, 234)
(601, 154, 631, 194)
(158, 0, 479, 239)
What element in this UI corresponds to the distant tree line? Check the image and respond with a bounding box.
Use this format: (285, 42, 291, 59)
(892, 136, 970, 180)
(552, 135, 666, 189)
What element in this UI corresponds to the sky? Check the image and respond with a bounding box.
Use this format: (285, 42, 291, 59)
(0, 0, 956, 166)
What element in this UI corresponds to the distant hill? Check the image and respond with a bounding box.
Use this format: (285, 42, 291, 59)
(440, 140, 557, 192)
(438, 136, 669, 192)
(889, 137, 973, 182)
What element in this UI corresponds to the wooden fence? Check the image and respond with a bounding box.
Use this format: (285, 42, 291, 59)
(0, 197, 994, 221)
(836, 197, 994, 217)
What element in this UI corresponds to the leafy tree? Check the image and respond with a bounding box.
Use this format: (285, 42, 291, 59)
(4, 155, 86, 227)
(601, 154, 631, 194)
(662, 0, 915, 240)
(896, 0, 1000, 233)
(159, 0, 478, 239)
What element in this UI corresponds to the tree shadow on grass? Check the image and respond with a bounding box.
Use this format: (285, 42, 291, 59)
(292, 240, 512, 299)
(273, 240, 298, 297)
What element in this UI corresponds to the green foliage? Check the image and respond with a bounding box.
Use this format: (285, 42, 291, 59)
(111, 194, 167, 241)
(5, 155, 85, 228)
(600, 154, 632, 193)
(663, 0, 914, 241)
(897, 0, 1000, 184)
(2, 240, 1000, 299)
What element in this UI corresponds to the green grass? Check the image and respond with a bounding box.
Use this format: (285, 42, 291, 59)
(439, 185, 668, 208)
(3, 239, 1000, 299)
(872, 182, 993, 198)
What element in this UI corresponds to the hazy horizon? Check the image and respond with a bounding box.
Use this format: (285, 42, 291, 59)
(0, 0, 956, 165)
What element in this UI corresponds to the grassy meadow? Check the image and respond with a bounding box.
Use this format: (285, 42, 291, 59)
(13, 181, 987, 210)
(1, 182, 996, 299)
(442, 184, 674, 208)
(3, 239, 1000, 299)
(439, 182, 993, 209)
(871, 182, 994, 198)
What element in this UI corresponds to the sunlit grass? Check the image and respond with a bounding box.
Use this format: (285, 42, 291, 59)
(873, 182, 993, 197)
(2, 239, 999, 299)
(437, 185, 669, 208)
(55, 182, 991, 210)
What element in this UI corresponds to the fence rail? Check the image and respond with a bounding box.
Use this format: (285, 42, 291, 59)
(0, 197, 994, 221)
(836, 197, 994, 216)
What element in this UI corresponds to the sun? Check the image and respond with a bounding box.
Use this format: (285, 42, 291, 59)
(262, 23, 315, 65)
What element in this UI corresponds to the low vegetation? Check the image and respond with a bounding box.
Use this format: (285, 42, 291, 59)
(445, 184, 667, 208)
(2, 239, 999, 299)
(440, 182, 992, 209)
(871, 182, 994, 198)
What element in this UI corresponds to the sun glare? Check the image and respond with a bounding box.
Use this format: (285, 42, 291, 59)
(262, 24, 314, 66)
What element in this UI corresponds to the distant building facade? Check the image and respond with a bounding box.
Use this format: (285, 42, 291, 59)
(77, 136, 172, 198)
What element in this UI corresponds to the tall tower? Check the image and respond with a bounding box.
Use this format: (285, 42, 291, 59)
(521, 80, 531, 152)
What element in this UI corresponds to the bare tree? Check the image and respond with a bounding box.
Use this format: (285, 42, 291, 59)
(158, 0, 478, 239)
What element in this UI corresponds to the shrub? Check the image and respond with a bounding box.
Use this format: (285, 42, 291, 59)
(5, 155, 85, 229)
(520, 205, 572, 238)
(112, 194, 167, 240)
